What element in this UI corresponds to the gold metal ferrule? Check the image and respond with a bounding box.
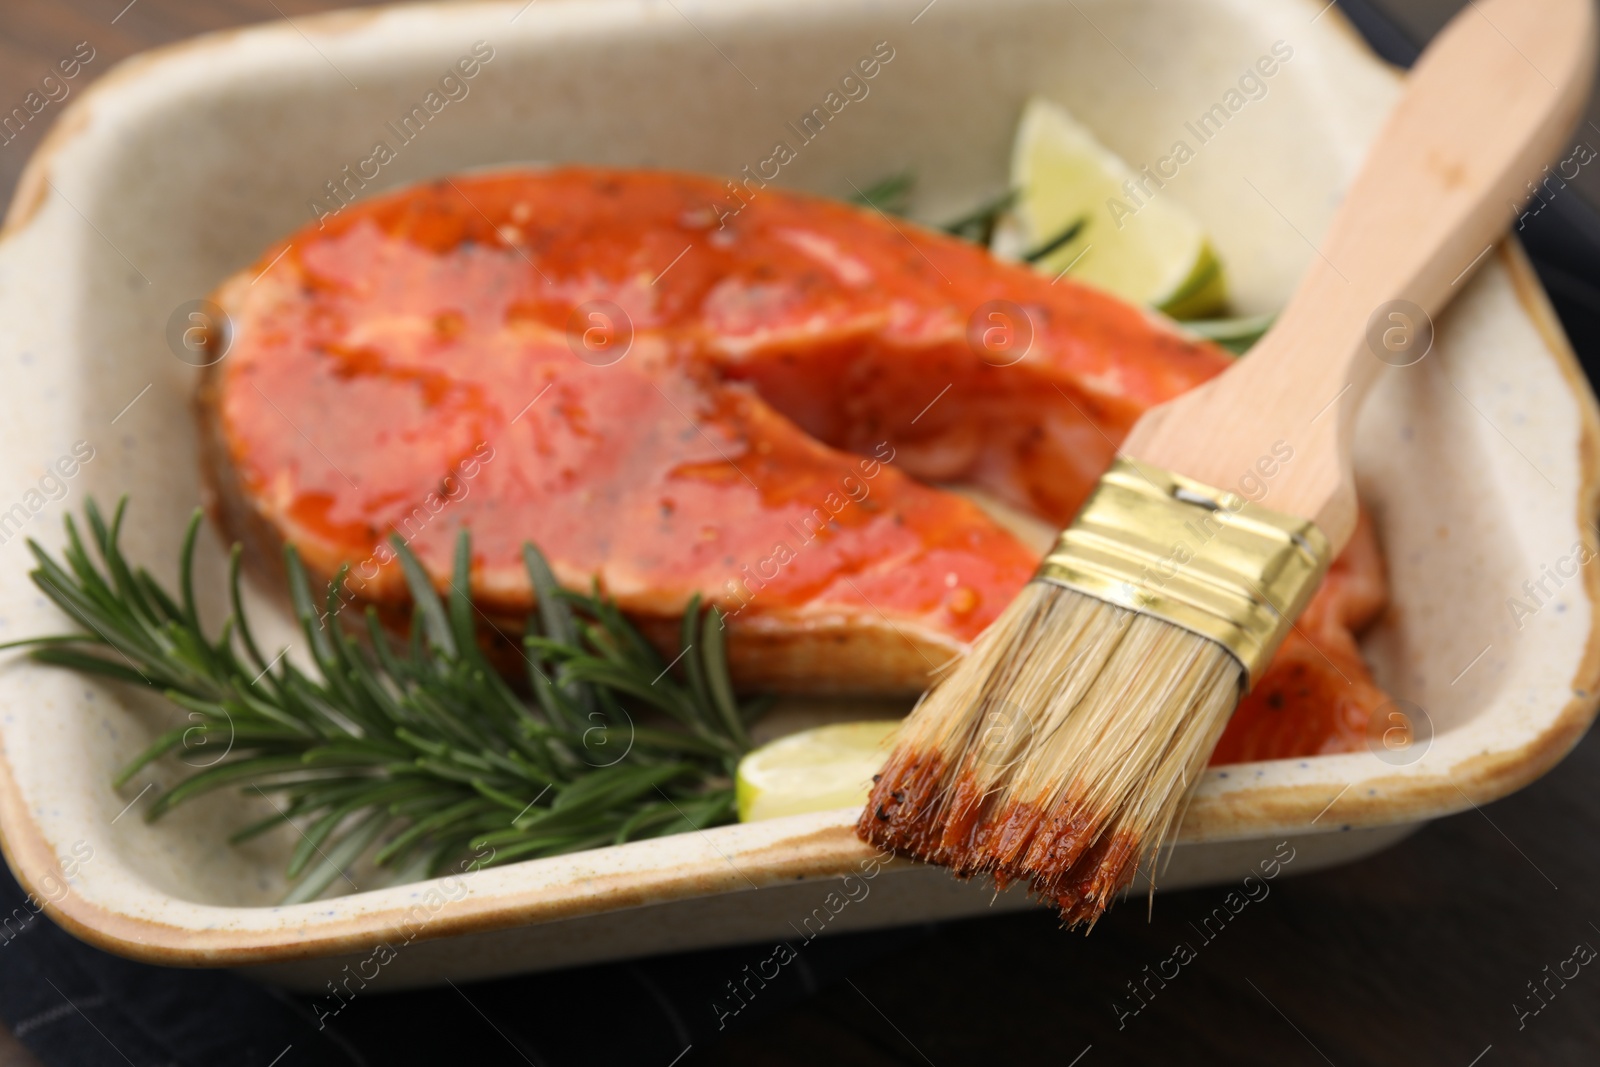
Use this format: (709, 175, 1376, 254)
(1035, 458, 1332, 687)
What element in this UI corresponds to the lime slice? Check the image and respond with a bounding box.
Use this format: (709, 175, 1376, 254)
(1179, 311, 1276, 355)
(1010, 97, 1227, 319)
(736, 720, 901, 822)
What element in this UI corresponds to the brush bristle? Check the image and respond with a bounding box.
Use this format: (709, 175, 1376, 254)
(857, 582, 1243, 928)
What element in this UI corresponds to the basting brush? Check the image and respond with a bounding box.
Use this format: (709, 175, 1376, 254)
(859, 0, 1597, 927)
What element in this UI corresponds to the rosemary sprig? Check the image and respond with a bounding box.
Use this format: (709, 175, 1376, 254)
(850, 171, 916, 216)
(1021, 217, 1086, 264)
(852, 173, 1018, 247)
(853, 175, 1082, 267)
(942, 188, 1018, 246)
(1, 500, 768, 903)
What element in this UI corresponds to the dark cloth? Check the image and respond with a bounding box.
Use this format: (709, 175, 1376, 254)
(0, 859, 924, 1066)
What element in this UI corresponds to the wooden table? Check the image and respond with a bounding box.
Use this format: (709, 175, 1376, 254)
(2, 3, 1598, 1065)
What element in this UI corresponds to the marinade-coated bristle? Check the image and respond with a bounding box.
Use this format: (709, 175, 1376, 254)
(855, 582, 1243, 928)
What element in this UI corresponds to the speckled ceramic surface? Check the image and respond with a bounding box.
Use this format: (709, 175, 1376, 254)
(0, 0, 1596, 990)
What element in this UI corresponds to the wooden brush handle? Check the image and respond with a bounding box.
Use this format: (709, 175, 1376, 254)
(1122, 0, 1596, 550)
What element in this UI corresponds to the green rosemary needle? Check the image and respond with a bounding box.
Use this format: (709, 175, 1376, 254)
(942, 188, 1019, 247)
(849, 171, 916, 217)
(1, 500, 769, 904)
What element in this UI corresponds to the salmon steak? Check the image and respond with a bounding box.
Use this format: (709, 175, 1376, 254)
(198, 166, 1388, 763)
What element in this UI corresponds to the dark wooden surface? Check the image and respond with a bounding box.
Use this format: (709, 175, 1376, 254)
(2, 2, 1598, 1065)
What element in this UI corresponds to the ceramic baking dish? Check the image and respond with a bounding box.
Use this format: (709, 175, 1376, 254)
(0, 0, 1595, 991)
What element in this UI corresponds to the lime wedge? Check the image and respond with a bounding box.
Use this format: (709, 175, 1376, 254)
(1010, 97, 1227, 319)
(1179, 311, 1276, 355)
(735, 720, 901, 822)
